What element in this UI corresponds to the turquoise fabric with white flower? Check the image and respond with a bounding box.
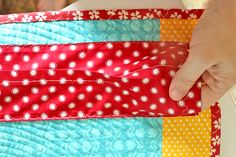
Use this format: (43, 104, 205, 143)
(0, 19, 160, 45)
(0, 118, 163, 156)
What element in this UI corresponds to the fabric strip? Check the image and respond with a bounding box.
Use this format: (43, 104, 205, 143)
(0, 9, 204, 24)
(0, 19, 160, 45)
(0, 117, 163, 156)
(162, 108, 211, 157)
(162, 105, 221, 157)
(0, 41, 202, 122)
(210, 104, 221, 157)
(160, 19, 199, 43)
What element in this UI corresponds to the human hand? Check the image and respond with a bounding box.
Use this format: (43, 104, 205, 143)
(169, 0, 236, 110)
(37, 0, 66, 11)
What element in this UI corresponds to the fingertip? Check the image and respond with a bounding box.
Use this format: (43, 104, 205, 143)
(169, 58, 203, 102)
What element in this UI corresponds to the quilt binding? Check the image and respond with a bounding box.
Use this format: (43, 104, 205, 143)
(0, 8, 204, 24)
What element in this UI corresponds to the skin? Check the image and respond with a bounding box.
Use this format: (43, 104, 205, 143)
(37, 0, 66, 11)
(169, 0, 236, 110)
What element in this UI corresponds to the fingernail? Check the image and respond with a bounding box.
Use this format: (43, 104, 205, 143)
(170, 88, 183, 101)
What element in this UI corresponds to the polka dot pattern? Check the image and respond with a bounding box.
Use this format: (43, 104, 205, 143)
(160, 19, 199, 43)
(162, 109, 211, 157)
(0, 9, 221, 157)
(0, 41, 202, 121)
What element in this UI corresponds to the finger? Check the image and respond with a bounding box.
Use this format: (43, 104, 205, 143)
(201, 70, 218, 89)
(55, 0, 67, 10)
(201, 83, 230, 110)
(201, 71, 232, 110)
(169, 49, 210, 101)
(200, 70, 218, 109)
(37, 0, 44, 11)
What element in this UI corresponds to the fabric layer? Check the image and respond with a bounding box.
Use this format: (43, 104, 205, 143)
(0, 9, 204, 24)
(160, 19, 199, 43)
(0, 20, 160, 45)
(0, 42, 202, 121)
(162, 108, 211, 157)
(0, 118, 163, 157)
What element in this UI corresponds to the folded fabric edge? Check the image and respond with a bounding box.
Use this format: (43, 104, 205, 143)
(0, 8, 204, 25)
(0, 40, 188, 48)
(210, 103, 221, 157)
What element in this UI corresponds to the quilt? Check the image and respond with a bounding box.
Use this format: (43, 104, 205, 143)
(0, 9, 221, 157)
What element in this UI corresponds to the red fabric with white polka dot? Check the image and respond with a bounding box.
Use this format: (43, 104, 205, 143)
(0, 41, 202, 121)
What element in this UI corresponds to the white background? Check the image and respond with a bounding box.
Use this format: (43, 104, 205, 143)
(220, 92, 236, 157)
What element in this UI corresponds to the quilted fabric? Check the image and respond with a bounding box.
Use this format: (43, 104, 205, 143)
(0, 8, 221, 157)
(0, 41, 202, 121)
(0, 118, 162, 156)
(0, 20, 160, 44)
(160, 19, 199, 43)
(162, 109, 211, 157)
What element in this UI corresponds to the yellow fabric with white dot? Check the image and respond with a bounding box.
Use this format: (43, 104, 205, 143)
(160, 19, 199, 43)
(162, 109, 211, 157)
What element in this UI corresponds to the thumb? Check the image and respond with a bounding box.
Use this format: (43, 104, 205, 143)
(169, 50, 209, 101)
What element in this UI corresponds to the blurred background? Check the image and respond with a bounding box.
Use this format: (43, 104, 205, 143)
(0, 0, 211, 15)
(0, 0, 77, 14)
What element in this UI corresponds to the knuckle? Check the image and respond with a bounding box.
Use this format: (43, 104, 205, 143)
(210, 80, 226, 92)
(215, 82, 224, 91)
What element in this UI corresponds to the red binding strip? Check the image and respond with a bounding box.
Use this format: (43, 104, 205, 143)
(0, 41, 202, 122)
(0, 9, 204, 24)
(210, 104, 221, 157)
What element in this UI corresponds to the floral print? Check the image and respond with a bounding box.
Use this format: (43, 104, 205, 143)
(72, 11, 83, 20)
(130, 11, 141, 19)
(211, 104, 221, 157)
(21, 14, 33, 22)
(88, 10, 100, 19)
(0, 9, 204, 24)
(35, 12, 47, 21)
(118, 10, 129, 20)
